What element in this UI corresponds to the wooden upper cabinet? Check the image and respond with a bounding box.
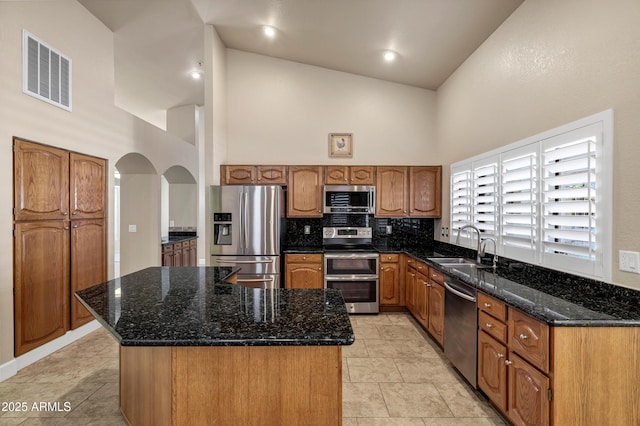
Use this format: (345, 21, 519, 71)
(375, 166, 408, 217)
(222, 165, 287, 185)
(222, 165, 255, 184)
(70, 153, 106, 219)
(256, 166, 287, 185)
(13, 138, 70, 221)
(325, 166, 374, 185)
(409, 166, 441, 218)
(287, 166, 323, 217)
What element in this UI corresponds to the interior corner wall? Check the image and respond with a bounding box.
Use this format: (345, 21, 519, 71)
(0, 1, 198, 368)
(435, 0, 640, 289)
(226, 49, 438, 165)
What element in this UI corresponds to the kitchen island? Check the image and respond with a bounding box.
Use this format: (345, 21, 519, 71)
(75, 266, 354, 426)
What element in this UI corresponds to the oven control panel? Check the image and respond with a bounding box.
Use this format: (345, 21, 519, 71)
(323, 226, 372, 239)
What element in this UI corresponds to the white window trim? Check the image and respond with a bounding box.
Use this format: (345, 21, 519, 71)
(450, 109, 613, 282)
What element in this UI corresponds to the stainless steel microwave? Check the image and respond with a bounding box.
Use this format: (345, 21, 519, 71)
(323, 185, 375, 214)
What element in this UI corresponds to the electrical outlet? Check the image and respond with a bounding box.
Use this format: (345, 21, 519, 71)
(619, 250, 640, 274)
(386, 225, 392, 234)
(304, 225, 311, 235)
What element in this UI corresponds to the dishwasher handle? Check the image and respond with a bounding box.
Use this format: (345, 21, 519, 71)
(444, 281, 477, 303)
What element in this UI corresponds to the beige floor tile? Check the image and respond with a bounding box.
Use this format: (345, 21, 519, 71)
(380, 382, 453, 418)
(351, 323, 382, 339)
(342, 382, 389, 418)
(347, 357, 403, 383)
(343, 417, 359, 426)
(343, 357, 350, 382)
(376, 324, 423, 340)
(393, 357, 453, 384)
(343, 338, 369, 357)
(350, 314, 396, 326)
(356, 418, 426, 425)
(435, 381, 498, 418)
(422, 418, 506, 426)
(364, 339, 440, 359)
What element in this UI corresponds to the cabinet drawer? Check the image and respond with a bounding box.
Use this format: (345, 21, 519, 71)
(508, 308, 550, 373)
(190, 238, 197, 246)
(478, 293, 507, 322)
(380, 253, 399, 263)
(479, 310, 507, 343)
(428, 267, 444, 285)
(286, 253, 322, 263)
(413, 261, 428, 274)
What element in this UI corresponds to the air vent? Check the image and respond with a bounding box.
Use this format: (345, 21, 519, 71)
(22, 30, 72, 111)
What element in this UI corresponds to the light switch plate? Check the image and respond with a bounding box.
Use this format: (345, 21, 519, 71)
(619, 250, 640, 274)
(304, 225, 311, 235)
(128, 224, 137, 233)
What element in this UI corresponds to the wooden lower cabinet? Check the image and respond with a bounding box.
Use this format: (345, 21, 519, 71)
(427, 277, 445, 346)
(70, 219, 106, 329)
(161, 238, 197, 267)
(478, 330, 508, 413)
(14, 221, 70, 356)
(120, 345, 342, 426)
(380, 254, 400, 306)
(414, 270, 429, 329)
(508, 352, 550, 426)
(285, 254, 323, 288)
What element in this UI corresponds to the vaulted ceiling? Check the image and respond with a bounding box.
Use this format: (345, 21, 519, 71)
(79, 0, 523, 128)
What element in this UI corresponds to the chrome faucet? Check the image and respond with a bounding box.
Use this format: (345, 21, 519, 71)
(480, 237, 498, 271)
(455, 224, 482, 263)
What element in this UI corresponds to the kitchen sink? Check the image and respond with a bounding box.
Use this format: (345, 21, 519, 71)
(427, 257, 477, 266)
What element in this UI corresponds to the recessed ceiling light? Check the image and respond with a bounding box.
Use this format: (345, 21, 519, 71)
(383, 50, 397, 62)
(263, 26, 276, 38)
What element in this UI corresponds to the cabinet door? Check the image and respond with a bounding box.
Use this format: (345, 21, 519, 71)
(256, 166, 287, 185)
(13, 138, 69, 221)
(287, 166, 323, 217)
(188, 239, 198, 266)
(409, 166, 441, 217)
(507, 352, 550, 426)
(379, 255, 400, 306)
(349, 166, 374, 185)
(222, 165, 255, 184)
(415, 272, 429, 329)
(70, 219, 106, 329)
(427, 281, 445, 345)
(285, 254, 323, 289)
(14, 221, 70, 356)
(478, 330, 508, 412)
(508, 308, 549, 373)
(405, 265, 417, 314)
(70, 153, 106, 219)
(375, 166, 408, 217)
(325, 166, 349, 184)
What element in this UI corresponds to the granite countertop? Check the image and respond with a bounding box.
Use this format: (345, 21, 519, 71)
(403, 248, 640, 327)
(283, 243, 640, 326)
(161, 235, 198, 244)
(75, 267, 355, 347)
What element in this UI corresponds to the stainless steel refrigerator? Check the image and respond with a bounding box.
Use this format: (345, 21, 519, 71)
(210, 185, 283, 288)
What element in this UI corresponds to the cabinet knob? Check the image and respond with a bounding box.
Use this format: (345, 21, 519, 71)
(505, 360, 513, 366)
(302, 256, 307, 260)
(485, 323, 493, 328)
(72, 211, 77, 215)
(318, 267, 321, 271)
(63, 211, 68, 216)
(497, 353, 504, 359)
(64, 226, 70, 230)
(484, 302, 491, 308)
(519, 333, 529, 340)
(73, 224, 79, 228)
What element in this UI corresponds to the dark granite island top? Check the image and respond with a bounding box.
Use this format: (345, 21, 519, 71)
(75, 266, 354, 347)
(75, 266, 352, 426)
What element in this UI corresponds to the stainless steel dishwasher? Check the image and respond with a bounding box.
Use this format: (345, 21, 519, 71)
(443, 274, 478, 388)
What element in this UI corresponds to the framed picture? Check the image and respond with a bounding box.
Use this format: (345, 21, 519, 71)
(328, 133, 353, 157)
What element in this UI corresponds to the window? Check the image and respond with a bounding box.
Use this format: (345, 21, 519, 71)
(450, 110, 613, 281)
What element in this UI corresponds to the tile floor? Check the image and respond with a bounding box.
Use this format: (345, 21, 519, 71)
(0, 313, 505, 425)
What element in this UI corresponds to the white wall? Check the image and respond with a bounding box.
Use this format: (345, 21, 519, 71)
(169, 184, 198, 227)
(226, 49, 437, 165)
(436, 0, 640, 289)
(0, 1, 198, 368)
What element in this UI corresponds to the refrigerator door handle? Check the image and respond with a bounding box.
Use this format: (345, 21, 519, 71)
(237, 277, 275, 283)
(214, 258, 276, 265)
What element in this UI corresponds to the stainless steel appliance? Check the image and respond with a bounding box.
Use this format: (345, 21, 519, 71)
(444, 274, 478, 387)
(323, 226, 379, 313)
(211, 185, 283, 288)
(323, 185, 375, 214)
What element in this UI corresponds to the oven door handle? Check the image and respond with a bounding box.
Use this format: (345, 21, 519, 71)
(324, 253, 379, 260)
(324, 275, 378, 281)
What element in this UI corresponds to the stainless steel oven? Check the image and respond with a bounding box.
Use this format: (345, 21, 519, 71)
(323, 227, 379, 314)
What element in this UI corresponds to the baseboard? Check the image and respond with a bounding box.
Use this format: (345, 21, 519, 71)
(0, 320, 101, 382)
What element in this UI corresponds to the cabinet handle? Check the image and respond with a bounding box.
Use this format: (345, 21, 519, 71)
(519, 333, 529, 340)
(497, 353, 504, 359)
(485, 323, 493, 328)
(484, 302, 491, 308)
(505, 360, 513, 366)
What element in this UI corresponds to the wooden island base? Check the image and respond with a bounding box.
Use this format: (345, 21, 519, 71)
(120, 345, 343, 426)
